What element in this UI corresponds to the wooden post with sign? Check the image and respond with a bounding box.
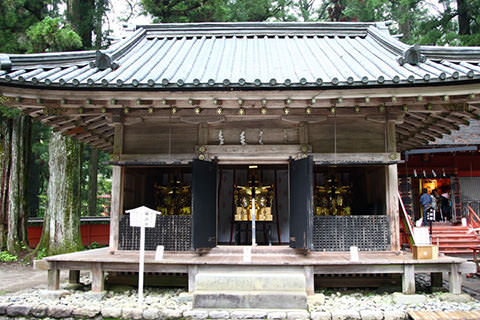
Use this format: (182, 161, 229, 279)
(126, 206, 160, 306)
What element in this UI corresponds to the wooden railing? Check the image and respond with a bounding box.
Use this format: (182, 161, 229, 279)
(467, 205, 480, 229)
(398, 191, 415, 249)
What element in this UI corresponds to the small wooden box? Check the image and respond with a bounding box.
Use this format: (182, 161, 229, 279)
(413, 245, 439, 260)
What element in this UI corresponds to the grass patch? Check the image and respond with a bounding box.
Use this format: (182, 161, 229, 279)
(0, 251, 18, 263)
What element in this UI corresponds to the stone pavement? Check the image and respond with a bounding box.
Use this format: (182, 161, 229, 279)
(0, 263, 68, 293)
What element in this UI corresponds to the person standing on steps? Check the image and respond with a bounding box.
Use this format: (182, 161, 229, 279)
(419, 188, 432, 226)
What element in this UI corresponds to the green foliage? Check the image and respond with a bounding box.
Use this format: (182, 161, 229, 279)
(26, 16, 83, 53)
(86, 241, 106, 249)
(0, 96, 21, 118)
(141, 0, 296, 23)
(66, 0, 111, 49)
(35, 247, 47, 260)
(0, 251, 18, 262)
(227, 0, 291, 21)
(141, 0, 229, 23)
(411, 0, 480, 46)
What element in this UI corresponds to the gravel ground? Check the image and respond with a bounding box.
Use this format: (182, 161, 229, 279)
(1, 264, 480, 319)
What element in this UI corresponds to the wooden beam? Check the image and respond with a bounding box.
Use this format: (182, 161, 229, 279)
(406, 113, 452, 135)
(313, 153, 400, 165)
(4, 83, 480, 103)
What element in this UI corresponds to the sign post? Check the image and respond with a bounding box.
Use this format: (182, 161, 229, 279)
(126, 206, 160, 306)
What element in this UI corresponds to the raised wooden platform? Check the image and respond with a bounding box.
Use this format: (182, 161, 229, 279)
(38, 246, 475, 296)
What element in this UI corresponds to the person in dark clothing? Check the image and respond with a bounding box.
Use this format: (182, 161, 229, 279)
(419, 188, 432, 226)
(439, 192, 452, 221)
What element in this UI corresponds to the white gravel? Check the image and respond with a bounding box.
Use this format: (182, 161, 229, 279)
(1, 274, 480, 319)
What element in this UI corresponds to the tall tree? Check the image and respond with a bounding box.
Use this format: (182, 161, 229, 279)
(67, 0, 95, 48)
(457, 0, 471, 35)
(6, 115, 31, 253)
(66, 0, 109, 49)
(141, 0, 229, 22)
(36, 132, 83, 255)
(0, 0, 49, 53)
(24, 16, 85, 256)
(0, 110, 13, 250)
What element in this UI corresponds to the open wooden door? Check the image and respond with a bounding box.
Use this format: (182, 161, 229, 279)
(192, 159, 217, 249)
(289, 156, 313, 250)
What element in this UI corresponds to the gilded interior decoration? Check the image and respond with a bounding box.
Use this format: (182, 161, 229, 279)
(234, 184, 274, 221)
(315, 177, 352, 216)
(154, 181, 191, 215)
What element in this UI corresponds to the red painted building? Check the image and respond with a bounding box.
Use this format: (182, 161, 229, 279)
(399, 120, 480, 223)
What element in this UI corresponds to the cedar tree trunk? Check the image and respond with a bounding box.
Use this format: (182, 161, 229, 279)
(6, 115, 31, 253)
(457, 0, 471, 35)
(0, 116, 13, 250)
(36, 131, 83, 255)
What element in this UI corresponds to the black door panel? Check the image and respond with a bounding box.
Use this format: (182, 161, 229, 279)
(289, 156, 313, 250)
(192, 159, 217, 249)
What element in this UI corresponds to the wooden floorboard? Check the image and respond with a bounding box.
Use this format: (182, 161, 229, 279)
(409, 310, 480, 320)
(44, 246, 465, 267)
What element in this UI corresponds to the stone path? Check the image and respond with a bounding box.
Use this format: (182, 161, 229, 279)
(0, 263, 68, 293)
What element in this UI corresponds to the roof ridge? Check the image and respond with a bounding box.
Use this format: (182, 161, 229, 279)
(134, 21, 389, 37)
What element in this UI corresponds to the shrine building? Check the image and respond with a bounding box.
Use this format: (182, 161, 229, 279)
(1, 22, 479, 309)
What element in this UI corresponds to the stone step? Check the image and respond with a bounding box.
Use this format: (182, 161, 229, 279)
(193, 291, 307, 309)
(195, 270, 306, 292)
(207, 245, 298, 256)
(192, 265, 308, 309)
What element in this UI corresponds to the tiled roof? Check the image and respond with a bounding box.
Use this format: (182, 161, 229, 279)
(1, 22, 480, 90)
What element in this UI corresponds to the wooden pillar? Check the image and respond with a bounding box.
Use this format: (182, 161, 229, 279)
(91, 263, 104, 292)
(69, 270, 80, 284)
(304, 266, 314, 295)
(198, 123, 208, 146)
(109, 123, 124, 252)
(48, 262, 60, 290)
(386, 119, 396, 153)
(299, 122, 309, 145)
(188, 265, 198, 293)
(449, 264, 462, 294)
(109, 166, 123, 252)
(402, 264, 415, 294)
(386, 164, 400, 251)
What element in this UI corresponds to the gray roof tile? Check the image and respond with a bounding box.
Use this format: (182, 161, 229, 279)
(1, 22, 480, 89)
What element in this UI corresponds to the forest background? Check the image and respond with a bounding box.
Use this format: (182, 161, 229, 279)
(0, 0, 479, 258)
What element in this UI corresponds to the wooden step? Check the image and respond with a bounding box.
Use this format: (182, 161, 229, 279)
(432, 229, 472, 234)
(435, 241, 480, 246)
(441, 250, 478, 255)
(432, 236, 479, 242)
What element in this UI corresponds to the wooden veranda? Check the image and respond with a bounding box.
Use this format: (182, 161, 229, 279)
(39, 246, 475, 295)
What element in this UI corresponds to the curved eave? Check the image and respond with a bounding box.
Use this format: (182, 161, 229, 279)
(0, 77, 479, 91)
